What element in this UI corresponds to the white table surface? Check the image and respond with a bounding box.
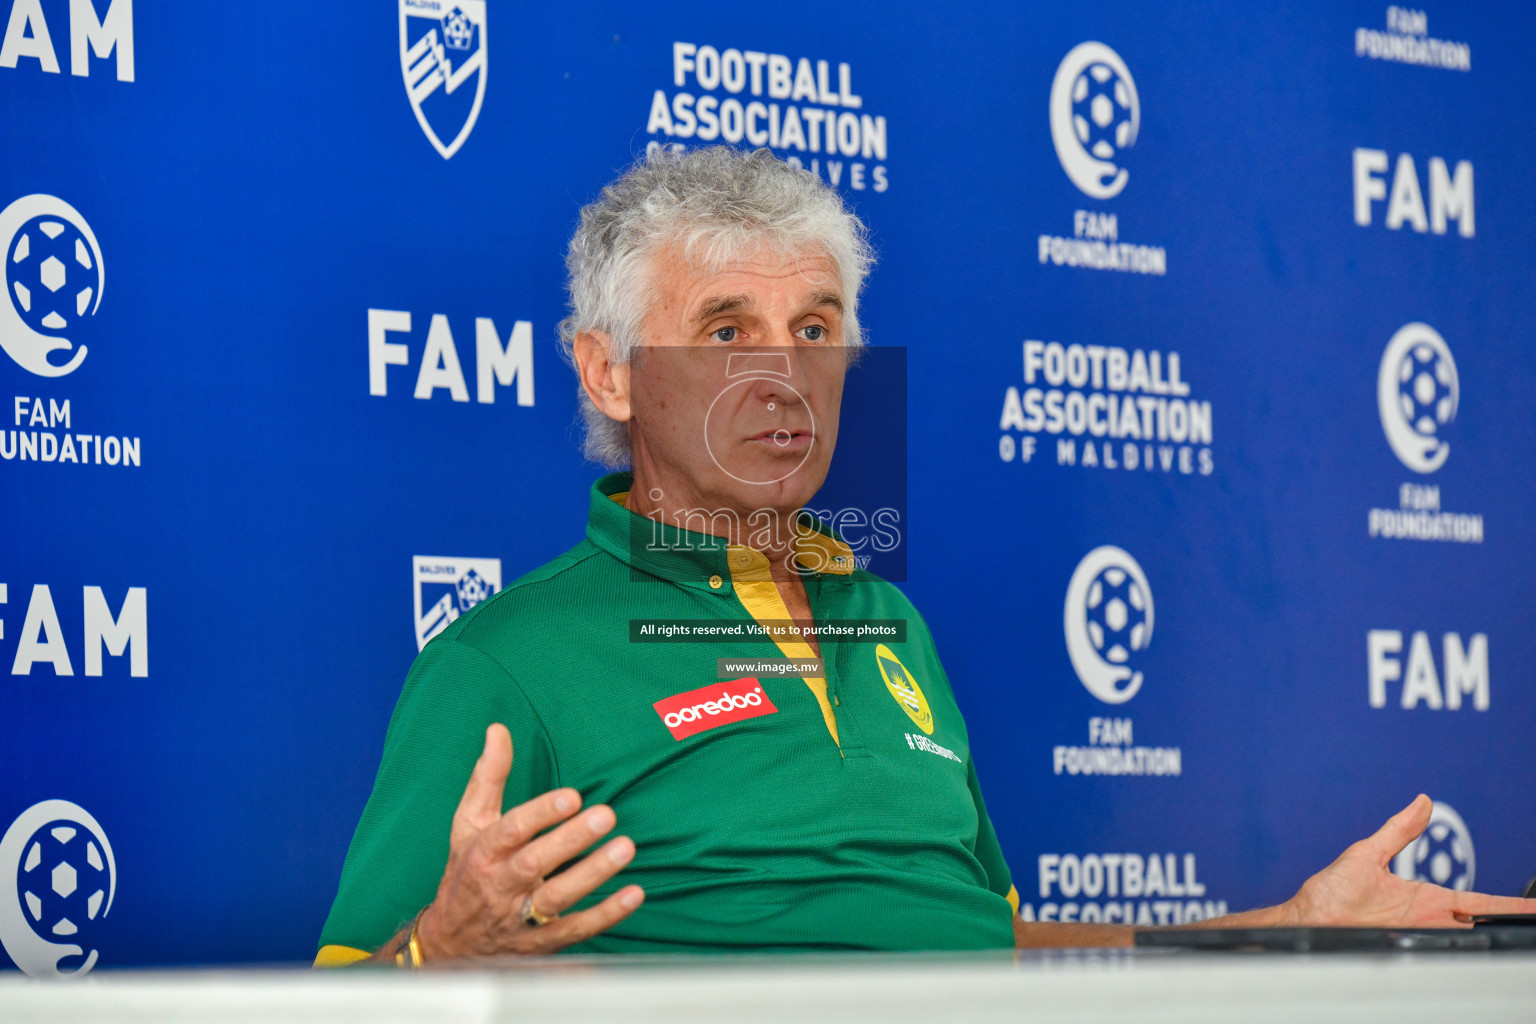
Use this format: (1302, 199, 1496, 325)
(2, 949, 1533, 1024)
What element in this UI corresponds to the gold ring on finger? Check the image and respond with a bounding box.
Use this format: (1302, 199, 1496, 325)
(520, 894, 556, 928)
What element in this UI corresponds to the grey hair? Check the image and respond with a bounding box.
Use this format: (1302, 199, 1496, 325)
(559, 145, 876, 468)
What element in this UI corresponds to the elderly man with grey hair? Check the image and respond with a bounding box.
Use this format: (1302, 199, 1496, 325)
(316, 147, 1536, 967)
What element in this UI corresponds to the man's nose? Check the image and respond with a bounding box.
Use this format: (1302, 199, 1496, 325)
(726, 352, 807, 406)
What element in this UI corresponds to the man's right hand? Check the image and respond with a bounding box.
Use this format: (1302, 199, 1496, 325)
(411, 723, 644, 960)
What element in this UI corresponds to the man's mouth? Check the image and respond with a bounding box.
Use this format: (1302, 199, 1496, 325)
(746, 428, 814, 451)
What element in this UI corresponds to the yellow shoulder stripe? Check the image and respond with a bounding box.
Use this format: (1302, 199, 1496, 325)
(313, 944, 371, 968)
(1006, 885, 1020, 916)
(728, 546, 839, 747)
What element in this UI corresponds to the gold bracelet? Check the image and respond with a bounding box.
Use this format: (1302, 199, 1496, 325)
(394, 908, 428, 969)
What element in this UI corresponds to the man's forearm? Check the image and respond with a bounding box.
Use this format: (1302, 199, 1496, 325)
(1013, 919, 1135, 948)
(355, 906, 437, 967)
(1012, 902, 1296, 948)
(358, 922, 416, 966)
(1199, 902, 1298, 930)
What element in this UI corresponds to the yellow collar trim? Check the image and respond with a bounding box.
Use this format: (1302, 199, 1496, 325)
(609, 491, 845, 749)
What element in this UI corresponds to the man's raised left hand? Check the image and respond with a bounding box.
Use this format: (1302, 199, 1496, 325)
(1282, 794, 1536, 928)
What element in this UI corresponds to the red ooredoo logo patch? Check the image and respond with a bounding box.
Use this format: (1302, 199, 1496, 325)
(653, 678, 778, 740)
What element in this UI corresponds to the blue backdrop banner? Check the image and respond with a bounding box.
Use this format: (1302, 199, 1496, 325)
(1, 0, 1531, 973)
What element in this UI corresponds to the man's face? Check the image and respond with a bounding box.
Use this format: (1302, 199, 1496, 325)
(626, 243, 849, 515)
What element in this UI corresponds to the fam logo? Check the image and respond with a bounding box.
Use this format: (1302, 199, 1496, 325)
(413, 556, 500, 650)
(1353, 149, 1474, 238)
(645, 42, 889, 193)
(1366, 324, 1482, 544)
(0, 0, 134, 81)
(399, 0, 487, 160)
(1, 195, 103, 378)
(1367, 629, 1487, 711)
(0, 800, 116, 978)
(3, 584, 148, 677)
(1356, 7, 1470, 72)
(1378, 323, 1456, 473)
(874, 643, 931, 734)
(1049, 42, 1139, 200)
(1053, 548, 1180, 778)
(1039, 43, 1164, 276)
(1392, 800, 1474, 891)
(1065, 546, 1152, 705)
(368, 309, 535, 406)
(1, 195, 144, 469)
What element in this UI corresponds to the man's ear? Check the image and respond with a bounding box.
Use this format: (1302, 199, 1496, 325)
(573, 330, 632, 422)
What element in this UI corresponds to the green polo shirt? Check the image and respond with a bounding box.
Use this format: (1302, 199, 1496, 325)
(316, 473, 1017, 964)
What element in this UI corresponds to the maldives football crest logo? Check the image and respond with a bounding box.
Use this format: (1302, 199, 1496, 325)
(1064, 546, 1154, 704)
(413, 556, 501, 650)
(0, 195, 104, 377)
(1378, 322, 1458, 474)
(1050, 42, 1140, 200)
(399, 1, 487, 159)
(0, 800, 117, 978)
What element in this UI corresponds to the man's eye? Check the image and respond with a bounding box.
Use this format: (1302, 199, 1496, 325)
(798, 325, 826, 342)
(709, 326, 739, 343)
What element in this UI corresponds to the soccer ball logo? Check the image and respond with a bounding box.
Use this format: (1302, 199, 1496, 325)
(1396, 343, 1455, 438)
(455, 567, 494, 612)
(1072, 65, 1135, 162)
(8, 216, 100, 335)
(0, 800, 116, 978)
(1408, 821, 1471, 888)
(440, 6, 476, 50)
(1085, 566, 1149, 665)
(1064, 546, 1155, 704)
(1377, 323, 1459, 473)
(19, 821, 111, 946)
(0, 195, 104, 377)
(1392, 801, 1475, 892)
(1050, 42, 1141, 200)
